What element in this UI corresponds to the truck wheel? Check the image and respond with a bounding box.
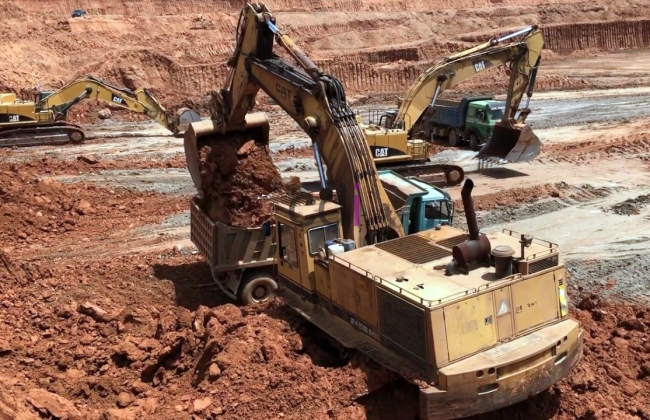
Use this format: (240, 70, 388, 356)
(448, 129, 460, 147)
(469, 133, 480, 151)
(238, 272, 278, 305)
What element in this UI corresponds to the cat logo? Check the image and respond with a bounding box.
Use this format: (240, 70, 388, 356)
(275, 83, 292, 99)
(374, 147, 389, 157)
(474, 60, 487, 73)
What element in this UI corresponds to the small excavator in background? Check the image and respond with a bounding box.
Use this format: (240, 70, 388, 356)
(0, 75, 200, 147)
(183, 4, 582, 419)
(362, 25, 544, 171)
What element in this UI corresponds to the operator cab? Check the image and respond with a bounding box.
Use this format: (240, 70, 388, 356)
(378, 170, 454, 234)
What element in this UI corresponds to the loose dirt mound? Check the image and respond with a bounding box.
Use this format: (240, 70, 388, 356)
(606, 194, 650, 216)
(196, 136, 285, 227)
(192, 302, 396, 419)
(542, 132, 650, 163)
(0, 160, 184, 251)
(454, 182, 570, 212)
(0, 248, 395, 419)
(564, 294, 650, 418)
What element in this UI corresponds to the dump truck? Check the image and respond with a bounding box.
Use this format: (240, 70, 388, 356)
(420, 96, 507, 151)
(190, 172, 455, 304)
(183, 4, 582, 418)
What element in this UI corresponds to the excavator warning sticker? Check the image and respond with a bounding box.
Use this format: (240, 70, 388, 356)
(497, 299, 510, 317)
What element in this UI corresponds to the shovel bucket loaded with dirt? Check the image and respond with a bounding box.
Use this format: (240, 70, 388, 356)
(183, 112, 271, 198)
(476, 122, 541, 163)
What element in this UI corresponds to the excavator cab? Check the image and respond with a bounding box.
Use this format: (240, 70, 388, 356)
(477, 120, 541, 162)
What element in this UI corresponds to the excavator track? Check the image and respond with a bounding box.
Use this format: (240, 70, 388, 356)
(376, 160, 465, 187)
(0, 123, 85, 148)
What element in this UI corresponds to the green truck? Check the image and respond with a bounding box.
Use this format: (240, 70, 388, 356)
(417, 96, 506, 151)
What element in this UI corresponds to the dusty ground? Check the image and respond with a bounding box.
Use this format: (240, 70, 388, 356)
(3, 1, 650, 419)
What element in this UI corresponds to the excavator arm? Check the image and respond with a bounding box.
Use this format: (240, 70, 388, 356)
(37, 75, 199, 134)
(393, 26, 544, 162)
(184, 3, 404, 247)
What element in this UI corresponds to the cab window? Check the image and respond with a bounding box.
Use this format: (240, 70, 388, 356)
(279, 223, 298, 267)
(476, 109, 486, 121)
(308, 223, 339, 255)
(424, 201, 451, 221)
(425, 201, 442, 220)
(490, 108, 505, 120)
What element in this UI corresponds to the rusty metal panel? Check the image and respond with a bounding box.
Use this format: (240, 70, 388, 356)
(511, 271, 559, 334)
(443, 293, 497, 361)
(190, 198, 214, 266)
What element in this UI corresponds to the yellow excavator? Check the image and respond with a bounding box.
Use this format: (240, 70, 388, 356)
(183, 4, 582, 419)
(0, 75, 200, 147)
(362, 26, 544, 170)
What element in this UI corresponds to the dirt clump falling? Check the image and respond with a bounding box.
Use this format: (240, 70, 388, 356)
(196, 135, 285, 227)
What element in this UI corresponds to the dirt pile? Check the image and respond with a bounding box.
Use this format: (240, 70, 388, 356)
(191, 302, 396, 419)
(454, 182, 570, 212)
(606, 194, 650, 216)
(196, 136, 285, 227)
(559, 294, 650, 418)
(0, 160, 185, 251)
(0, 247, 396, 419)
(542, 131, 650, 163)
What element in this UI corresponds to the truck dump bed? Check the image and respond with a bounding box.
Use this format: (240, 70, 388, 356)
(190, 197, 275, 273)
(429, 96, 492, 127)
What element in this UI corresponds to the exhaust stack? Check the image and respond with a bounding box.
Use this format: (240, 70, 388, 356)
(446, 179, 491, 275)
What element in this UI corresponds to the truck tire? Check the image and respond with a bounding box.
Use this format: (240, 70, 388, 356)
(448, 129, 460, 147)
(238, 272, 278, 305)
(469, 133, 480, 151)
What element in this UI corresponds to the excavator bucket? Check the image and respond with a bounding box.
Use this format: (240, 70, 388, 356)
(183, 112, 270, 196)
(476, 123, 541, 163)
(175, 108, 201, 133)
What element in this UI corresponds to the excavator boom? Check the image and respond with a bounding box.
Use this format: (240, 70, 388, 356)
(184, 3, 404, 248)
(0, 75, 200, 147)
(394, 26, 544, 162)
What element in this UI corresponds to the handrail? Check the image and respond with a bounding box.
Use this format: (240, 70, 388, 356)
(501, 228, 558, 249)
(524, 248, 558, 262)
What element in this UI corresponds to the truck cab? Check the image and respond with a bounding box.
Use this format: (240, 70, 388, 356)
(377, 170, 454, 234)
(465, 99, 506, 149)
